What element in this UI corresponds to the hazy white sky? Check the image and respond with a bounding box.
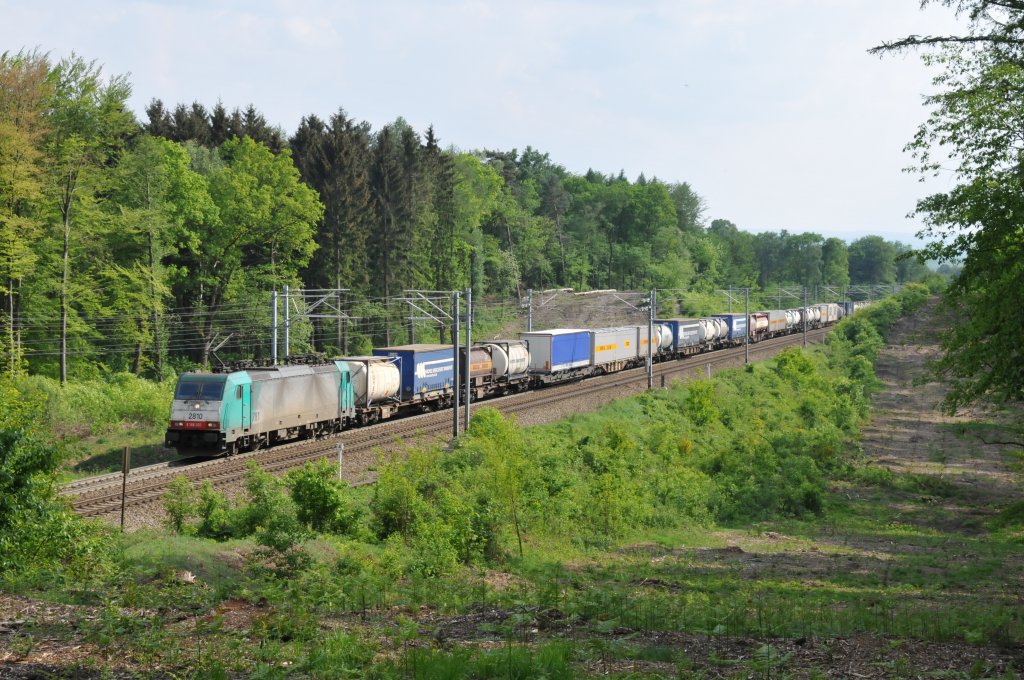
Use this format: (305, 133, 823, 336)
(1, 0, 963, 243)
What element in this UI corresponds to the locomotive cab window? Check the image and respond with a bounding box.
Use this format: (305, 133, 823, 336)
(175, 379, 226, 400)
(175, 381, 201, 399)
(236, 385, 243, 399)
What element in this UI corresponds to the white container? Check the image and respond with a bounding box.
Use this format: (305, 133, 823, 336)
(654, 323, 673, 351)
(592, 326, 641, 366)
(704, 317, 728, 341)
(766, 310, 788, 334)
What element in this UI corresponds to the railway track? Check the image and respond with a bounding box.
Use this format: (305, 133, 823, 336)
(65, 326, 831, 520)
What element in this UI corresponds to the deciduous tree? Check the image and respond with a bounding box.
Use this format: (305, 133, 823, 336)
(0, 50, 51, 374)
(44, 54, 135, 383)
(874, 2, 1024, 412)
(172, 136, 321, 365)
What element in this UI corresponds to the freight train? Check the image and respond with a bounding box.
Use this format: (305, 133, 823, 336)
(165, 300, 867, 454)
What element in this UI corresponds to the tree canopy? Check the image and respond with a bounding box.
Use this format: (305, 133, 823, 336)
(875, 1, 1024, 413)
(0, 51, 927, 378)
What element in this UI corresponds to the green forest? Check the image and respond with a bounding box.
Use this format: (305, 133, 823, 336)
(1, 50, 937, 382)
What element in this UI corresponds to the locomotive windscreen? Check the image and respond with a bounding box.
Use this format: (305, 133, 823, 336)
(174, 378, 226, 400)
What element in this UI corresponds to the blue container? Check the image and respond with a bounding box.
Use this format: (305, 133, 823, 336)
(656, 319, 704, 350)
(373, 344, 455, 400)
(712, 314, 748, 341)
(519, 329, 592, 374)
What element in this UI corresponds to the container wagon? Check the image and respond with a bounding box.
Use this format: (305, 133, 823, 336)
(591, 326, 642, 373)
(656, 318, 705, 357)
(712, 314, 748, 346)
(339, 356, 401, 424)
(372, 344, 456, 407)
(520, 329, 593, 384)
(765, 310, 789, 337)
(460, 340, 531, 400)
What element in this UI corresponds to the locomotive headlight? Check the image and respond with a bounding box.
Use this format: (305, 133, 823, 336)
(194, 402, 201, 409)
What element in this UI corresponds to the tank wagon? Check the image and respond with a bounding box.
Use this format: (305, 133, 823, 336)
(167, 298, 863, 455)
(342, 356, 402, 424)
(460, 340, 531, 400)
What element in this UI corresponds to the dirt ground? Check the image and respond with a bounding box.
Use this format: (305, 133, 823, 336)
(862, 301, 1021, 528)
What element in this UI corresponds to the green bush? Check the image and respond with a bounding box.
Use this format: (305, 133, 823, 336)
(684, 378, 719, 426)
(407, 519, 461, 577)
(370, 456, 432, 539)
(0, 379, 116, 580)
(163, 476, 195, 535)
(287, 460, 361, 535)
(237, 462, 304, 552)
(774, 346, 816, 382)
(195, 481, 233, 540)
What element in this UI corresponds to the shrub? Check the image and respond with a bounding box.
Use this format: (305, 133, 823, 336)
(287, 460, 360, 535)
(17, 373, 174, 437)
(774, 347, 816, 382)
(163, 476, 195, 535)
(407, 519, 460, 577)
(684, 379, 719, 426)
(237, 462, 304, 552)
(652, 464, 713, 525)
(370, 461, 430, 539)
(0, 379, 115, 579)
(195, 481, 233, 540)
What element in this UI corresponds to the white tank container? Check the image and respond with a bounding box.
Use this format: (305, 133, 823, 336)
(506, 342, 530, 375)
(712, 317, 729, 340)
(654, 324, 673, 351)
(696, 319, 714, 343)
(482, 342, 530, 378)
(344, 357, 401, 405)
(485, 344, 510, 378)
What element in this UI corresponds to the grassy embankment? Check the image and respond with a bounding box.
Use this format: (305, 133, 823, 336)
(4, 283, 1023, 678)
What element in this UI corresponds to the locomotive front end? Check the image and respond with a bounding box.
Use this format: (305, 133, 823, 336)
(165, 373, 228, 452)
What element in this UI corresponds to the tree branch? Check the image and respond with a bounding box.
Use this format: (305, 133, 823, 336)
(870, 33, 1024, 55)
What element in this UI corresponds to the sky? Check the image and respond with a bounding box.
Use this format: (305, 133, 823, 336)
(1, 0, 964, 244)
